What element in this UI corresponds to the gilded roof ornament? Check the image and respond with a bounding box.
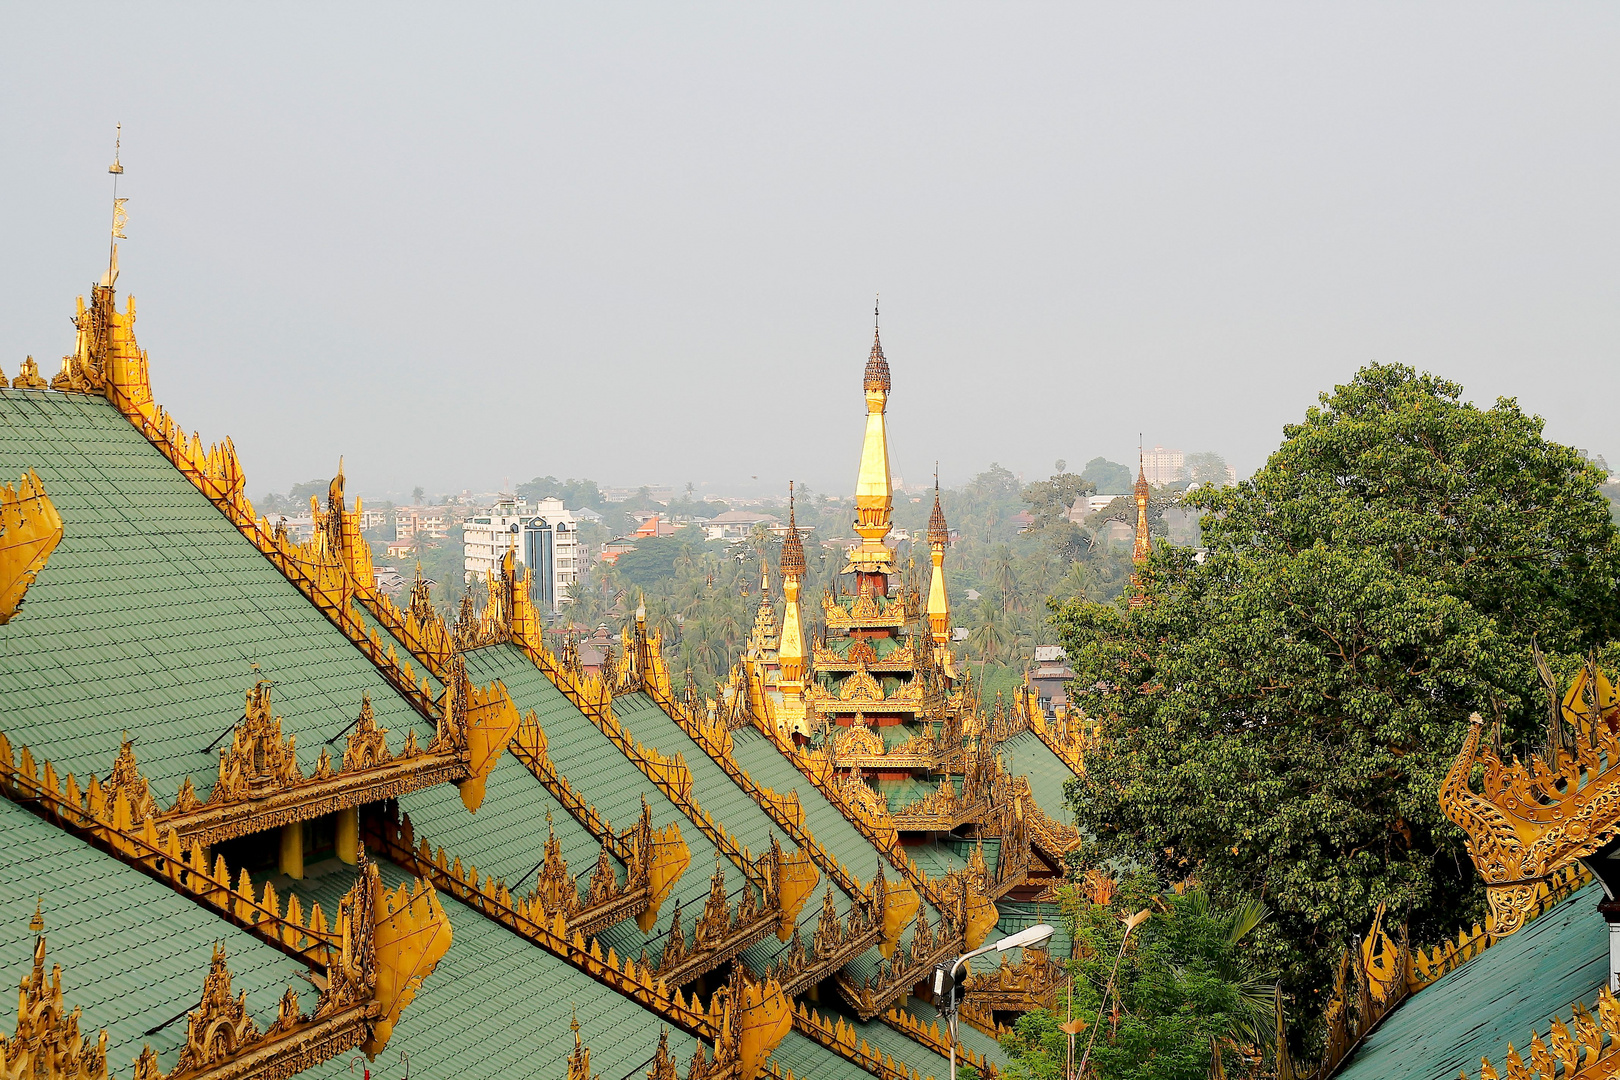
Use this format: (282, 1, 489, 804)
(1440, 660, 1620, 936)
(863, 299, 890, 394)
(927, 469, 949, 547)
(779, 482, 806, 578)
(1, 903, 109, 1080)
(0, 471, 64, 625)
(11, 357, 47, 390)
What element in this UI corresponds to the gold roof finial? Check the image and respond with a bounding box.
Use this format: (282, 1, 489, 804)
(928, 462, 948, 547)
(863, 294, 890, 394)
(780, 481, 805, 578)
(104, 124, 127, 291)
(29, 897, 43, 933)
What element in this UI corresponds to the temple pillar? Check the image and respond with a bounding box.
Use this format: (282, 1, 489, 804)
(279, 823, 304, 879)
(336, 806, 360, 865)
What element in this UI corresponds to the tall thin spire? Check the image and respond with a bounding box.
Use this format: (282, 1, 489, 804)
(849, 306, 894, 581)
(926, 464, 952, 658)
(777, 481, 809, 730)
(1133, 440, 1150, 564)
(1130, 439, 1152, 608)
(105, 124, 126, 290)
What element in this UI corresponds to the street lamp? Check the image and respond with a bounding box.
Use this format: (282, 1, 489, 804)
(933, 923, 1055, 1080)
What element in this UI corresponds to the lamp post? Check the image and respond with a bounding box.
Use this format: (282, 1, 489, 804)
(933, 923, 1055, 1080)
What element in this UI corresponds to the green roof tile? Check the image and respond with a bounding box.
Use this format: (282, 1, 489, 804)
(0, 390, 436, 805)
(0, 796, 303, 1073)
(285, 855, 698, 1080)
(1338, 881, 1606, 1080)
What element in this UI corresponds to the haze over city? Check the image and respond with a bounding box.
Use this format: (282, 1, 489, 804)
(4, 5, 1618, 500)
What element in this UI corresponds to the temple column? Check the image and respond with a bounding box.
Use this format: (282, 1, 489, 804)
(336, 806, 360, 865)
(279, 822, 304, 879)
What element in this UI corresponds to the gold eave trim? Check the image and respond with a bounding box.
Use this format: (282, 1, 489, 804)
(164, 753, 465, 847)
(172, 1002, 378, 1080)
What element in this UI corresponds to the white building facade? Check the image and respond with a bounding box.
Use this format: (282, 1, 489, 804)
(462, 497, 580, 612)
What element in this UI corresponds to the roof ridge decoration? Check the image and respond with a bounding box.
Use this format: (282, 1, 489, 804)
(1465, 980, 1620, 1080)
(365, 809, 787, 1080)
(146, 681, 483, 847)
(792, 1000, 941, 1080)
(11, 356, 48, 390)
(0, 471, 63, 625)
(508, 718, 692, 929)
(881, 1004, 994, 1077)
(1440, 661, 1620, 938)
(1, 904, 110, 1080)
(0, 727, 453, 1068)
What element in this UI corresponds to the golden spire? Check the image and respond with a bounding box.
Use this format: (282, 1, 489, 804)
(105, 123, 126, 291)
(848, 300, 894, 577)
(1132, 439, 1151, 564)
(1130, 439, 1151, 608)
(926, 466, 951, 649)
(776, 483, 808, 728)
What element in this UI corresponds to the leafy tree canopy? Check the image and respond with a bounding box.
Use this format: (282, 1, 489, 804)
(1051, 363, 1620, 1031)
(1183, 451, 1231, 486)
(1023, 470, 1096, 532)
(518, 475, 606, 511)
(611, 534, 710, 588)
(1000, 876, 1277, 1080)
(1082, 457, 1132, 495)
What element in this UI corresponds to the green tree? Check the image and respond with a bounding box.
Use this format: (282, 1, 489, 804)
(1081, 458, 1131, 495)
(1000, 876, 1278, 1080)
(1183, 451, 1230, 486)
(1051, 363, 1620, 1032)
(1022, 470, 1096, 531)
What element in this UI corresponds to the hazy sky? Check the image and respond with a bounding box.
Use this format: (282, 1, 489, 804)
(4, 5, 1617, 501)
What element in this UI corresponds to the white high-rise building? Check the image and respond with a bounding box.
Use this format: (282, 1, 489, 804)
(1142, 446, 1184, 486)
(462, 497, 579, 612)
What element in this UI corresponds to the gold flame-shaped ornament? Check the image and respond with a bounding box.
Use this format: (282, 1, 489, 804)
(0, 471, 64, 624)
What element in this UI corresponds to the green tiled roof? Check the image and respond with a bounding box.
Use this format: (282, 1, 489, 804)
(398, 749, 624, 893)
(0, 795, 305, 1074)
(287, 855, 698, 1080)
(811, 999, 956, 1080)
(610, 692, 855, 976)
(460, 646, 741, 963)
(0, 389, 433, 804)
(1337, 881, 1606, 1080)
(896, 998, 1009, 1070)
(728, 727, 949, 962)
(993, 900, 1072, 967)
(997, 731, 1078, 828)
(767, 1029, 899, 1080)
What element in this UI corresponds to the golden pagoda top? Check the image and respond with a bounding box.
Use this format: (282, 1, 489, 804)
(1132, 447, 1151, 565)
(863, 323, 891, 394)
(847, 304, 894, 575)
(780, 481, 806, 579)
(927, 472, 949, 548)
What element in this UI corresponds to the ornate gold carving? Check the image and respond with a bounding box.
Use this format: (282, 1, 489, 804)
(834, 718, 886, 759)
(172, 945, 261, 1075)
(1441, 666, 1620, 937)
(342, 694, 392, 772)
(771, 839, 820, 941)
(564, 1012, 597, 1080)
(1, 904, 109, 1080)
(11, 357, 47, 390)
(434, 656, 522, 812)
(350, 853, 453, 1055)
(0, 471, 63, 625)
(1464, 982, 1620, 1080)
(210, 682, 302, 804)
